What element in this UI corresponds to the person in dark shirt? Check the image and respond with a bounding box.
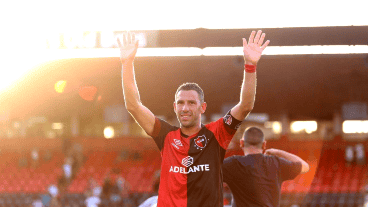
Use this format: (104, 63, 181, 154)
(117, 30, 270, 206)
(223, 127, 310, 207)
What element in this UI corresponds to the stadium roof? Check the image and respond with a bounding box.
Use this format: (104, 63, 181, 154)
(1, 26, 368, 121)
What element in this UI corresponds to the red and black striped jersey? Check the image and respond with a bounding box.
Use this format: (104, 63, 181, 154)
(151, 111, 242, 207)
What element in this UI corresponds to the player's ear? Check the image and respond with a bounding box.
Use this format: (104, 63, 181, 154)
(200, 102, 207, 113)
(173, 102, 177, 112)
(240, 139, 244, 148)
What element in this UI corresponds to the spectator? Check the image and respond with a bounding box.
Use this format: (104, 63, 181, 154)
(57, 176, 68, 195)
(85, 195, 101, 207)
(32, 195, 43, 207)
(86, 178, 102, 198)
(72, 143, 84, 169)
(48, 184, 58, 198)
(62, 136, 72, 155)
(84, 178, 102, 207)
(86, 178, 95, 195)
(116, 175, 130, 198)
(109, 185, 122, 207)
(49, 197, 61, 207)
(139, 178, 159, 207)
(63, 157, 73, 183)
(345, 145, 354, 166)
(355, 143, 366, 165)
(41, 190, 52, 207)
(93, 183, 102, 198)
(42, 184, 59, 207)
(102, 174, 113, 198)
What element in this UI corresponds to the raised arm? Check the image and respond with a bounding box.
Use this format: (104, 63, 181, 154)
(230, 30, 270, 121)
(265, 148, 310, 174)
(117, 32, 155, 136)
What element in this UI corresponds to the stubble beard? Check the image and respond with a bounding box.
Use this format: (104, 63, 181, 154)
(180, 120, 196, 128)
(177, 114, 198, 129)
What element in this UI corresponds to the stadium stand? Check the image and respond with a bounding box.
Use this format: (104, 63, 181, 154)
(0, 149, 63, 194)
(0, 135, 367, 206)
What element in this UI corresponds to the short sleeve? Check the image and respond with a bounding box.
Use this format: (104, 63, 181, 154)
(151, 117, 178, 151)
(278, 157, 302, 181)
(222, 156, 238, 183)
(207, 110, 242, 149)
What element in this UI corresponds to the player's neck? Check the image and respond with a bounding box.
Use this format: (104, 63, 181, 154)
(243, 148, 262, 156)
(180, 123, 202, 136)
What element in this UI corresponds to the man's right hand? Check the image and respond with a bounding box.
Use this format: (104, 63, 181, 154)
(264, 148, 278, 156)
(117, 31, 139, 64)
(265, 148, 310, 173)
(118, 31, 156, 137)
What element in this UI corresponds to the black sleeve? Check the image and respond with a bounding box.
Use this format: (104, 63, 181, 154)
(278, 157, 302, 181)
(223, 110, 243, 131)
(151, 117, 178, 151)
(222, 156, 238, 184)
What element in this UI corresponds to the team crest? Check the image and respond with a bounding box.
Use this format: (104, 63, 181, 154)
(224, 115, 232, 126)
(194, 135, 208, 149)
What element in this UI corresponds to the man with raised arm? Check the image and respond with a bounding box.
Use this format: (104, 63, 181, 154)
(222, 127, 310, 207)
(117, 30, 269, 207)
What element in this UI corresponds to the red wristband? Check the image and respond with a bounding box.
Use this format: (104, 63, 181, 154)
(245, 64, 256, 73)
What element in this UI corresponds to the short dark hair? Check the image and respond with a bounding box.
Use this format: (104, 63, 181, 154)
(243, 127, 264, 149)
(175, 83, 204, 103)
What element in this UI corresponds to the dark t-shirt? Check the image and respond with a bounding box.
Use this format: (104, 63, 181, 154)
(151, 111, 242, 207)
(223, 154, 302, 207)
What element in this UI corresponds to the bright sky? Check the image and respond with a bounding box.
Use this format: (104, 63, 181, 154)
(0, 0, 367, 94)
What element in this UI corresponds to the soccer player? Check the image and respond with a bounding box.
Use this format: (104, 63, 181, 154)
(222, 127, 310, 207)
(117, 30, 269, 206)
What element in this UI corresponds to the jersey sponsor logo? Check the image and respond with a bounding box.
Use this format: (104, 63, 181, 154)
(169, 164, 210, 174)
(174, 139, 183, 146)
(224, 115, 232, 126)
(182, 156, 193, 167)
(171, 143, 179, 149)
(171, 139, 183, 149)
(169, 156, 210, 174)
(194, 135, 208, 149)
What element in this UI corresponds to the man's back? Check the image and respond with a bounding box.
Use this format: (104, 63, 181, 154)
(223, 154, 301, 207)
